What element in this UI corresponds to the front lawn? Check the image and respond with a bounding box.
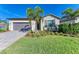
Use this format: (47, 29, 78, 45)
(0, 29, 6, 32)
(1, 35, 79, 54)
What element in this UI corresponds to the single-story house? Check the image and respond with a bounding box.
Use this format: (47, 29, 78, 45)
(8, 14, 61, 32)
(60, 15, 79, 24)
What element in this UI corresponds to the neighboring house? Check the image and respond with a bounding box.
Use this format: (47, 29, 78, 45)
(8, 14, 61, 32)
(60, 15, 79, 24)
(0, 22, 8, 32)
(0, 22, 7, 30)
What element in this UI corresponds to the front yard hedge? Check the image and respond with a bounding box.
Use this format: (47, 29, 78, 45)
(59, 23, 79, 34)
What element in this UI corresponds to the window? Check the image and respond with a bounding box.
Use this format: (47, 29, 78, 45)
(44, 20, 55, 31)
(47, 20, 55, 27)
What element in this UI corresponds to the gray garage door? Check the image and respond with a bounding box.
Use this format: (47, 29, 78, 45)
(13, 22, 30, 30)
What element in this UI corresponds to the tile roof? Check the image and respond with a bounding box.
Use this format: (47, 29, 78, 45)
(7, 18, 29, 20)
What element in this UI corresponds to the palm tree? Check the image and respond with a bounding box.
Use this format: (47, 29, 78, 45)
(26, 6, 44, 31)
(26, 8, 34, 31)
(34, 6, 44, 30)
(62, 8, 79, 20)
(62, 8, 74, 20)
(73, 9, 79, 17)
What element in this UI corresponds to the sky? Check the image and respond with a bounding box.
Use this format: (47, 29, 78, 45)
(0, 4, 79, 20)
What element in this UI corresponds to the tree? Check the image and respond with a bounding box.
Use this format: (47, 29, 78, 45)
(62, 8, 79, 20)
(62, 8, 74, 20)
(26, 6, 44, 31)
(73, 9, 79, 17)
(34, 6, 44, 30)
(26, 8, 34, 31)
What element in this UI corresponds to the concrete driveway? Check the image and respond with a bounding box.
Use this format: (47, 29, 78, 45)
(0, 31, 27, 51)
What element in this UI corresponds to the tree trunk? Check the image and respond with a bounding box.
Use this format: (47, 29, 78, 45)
(37, 23, 40, 30)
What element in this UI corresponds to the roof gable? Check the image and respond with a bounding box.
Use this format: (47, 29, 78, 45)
(43, 14, 61, 20)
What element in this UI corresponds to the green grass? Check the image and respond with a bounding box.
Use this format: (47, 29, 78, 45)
(0, 29, 6, 32)
(1, 35, 79, 54)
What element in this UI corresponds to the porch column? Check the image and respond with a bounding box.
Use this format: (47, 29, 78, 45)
(41, 19, 44, 31)
(31, 21, 36, 32)
(9, 21, 13, 31)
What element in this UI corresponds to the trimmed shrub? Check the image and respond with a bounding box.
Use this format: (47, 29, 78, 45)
(59, 32, 64, 35)
(54, 32, 59, 35)
(59, 23, 69, 33)
(59, 23, 79, 34)
(26, 31, 55, 37)
(63, 34, 70, 37)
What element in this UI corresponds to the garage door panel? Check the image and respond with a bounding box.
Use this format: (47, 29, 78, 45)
(13, 22, 30, 30)
(13, 22, 30, 24)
